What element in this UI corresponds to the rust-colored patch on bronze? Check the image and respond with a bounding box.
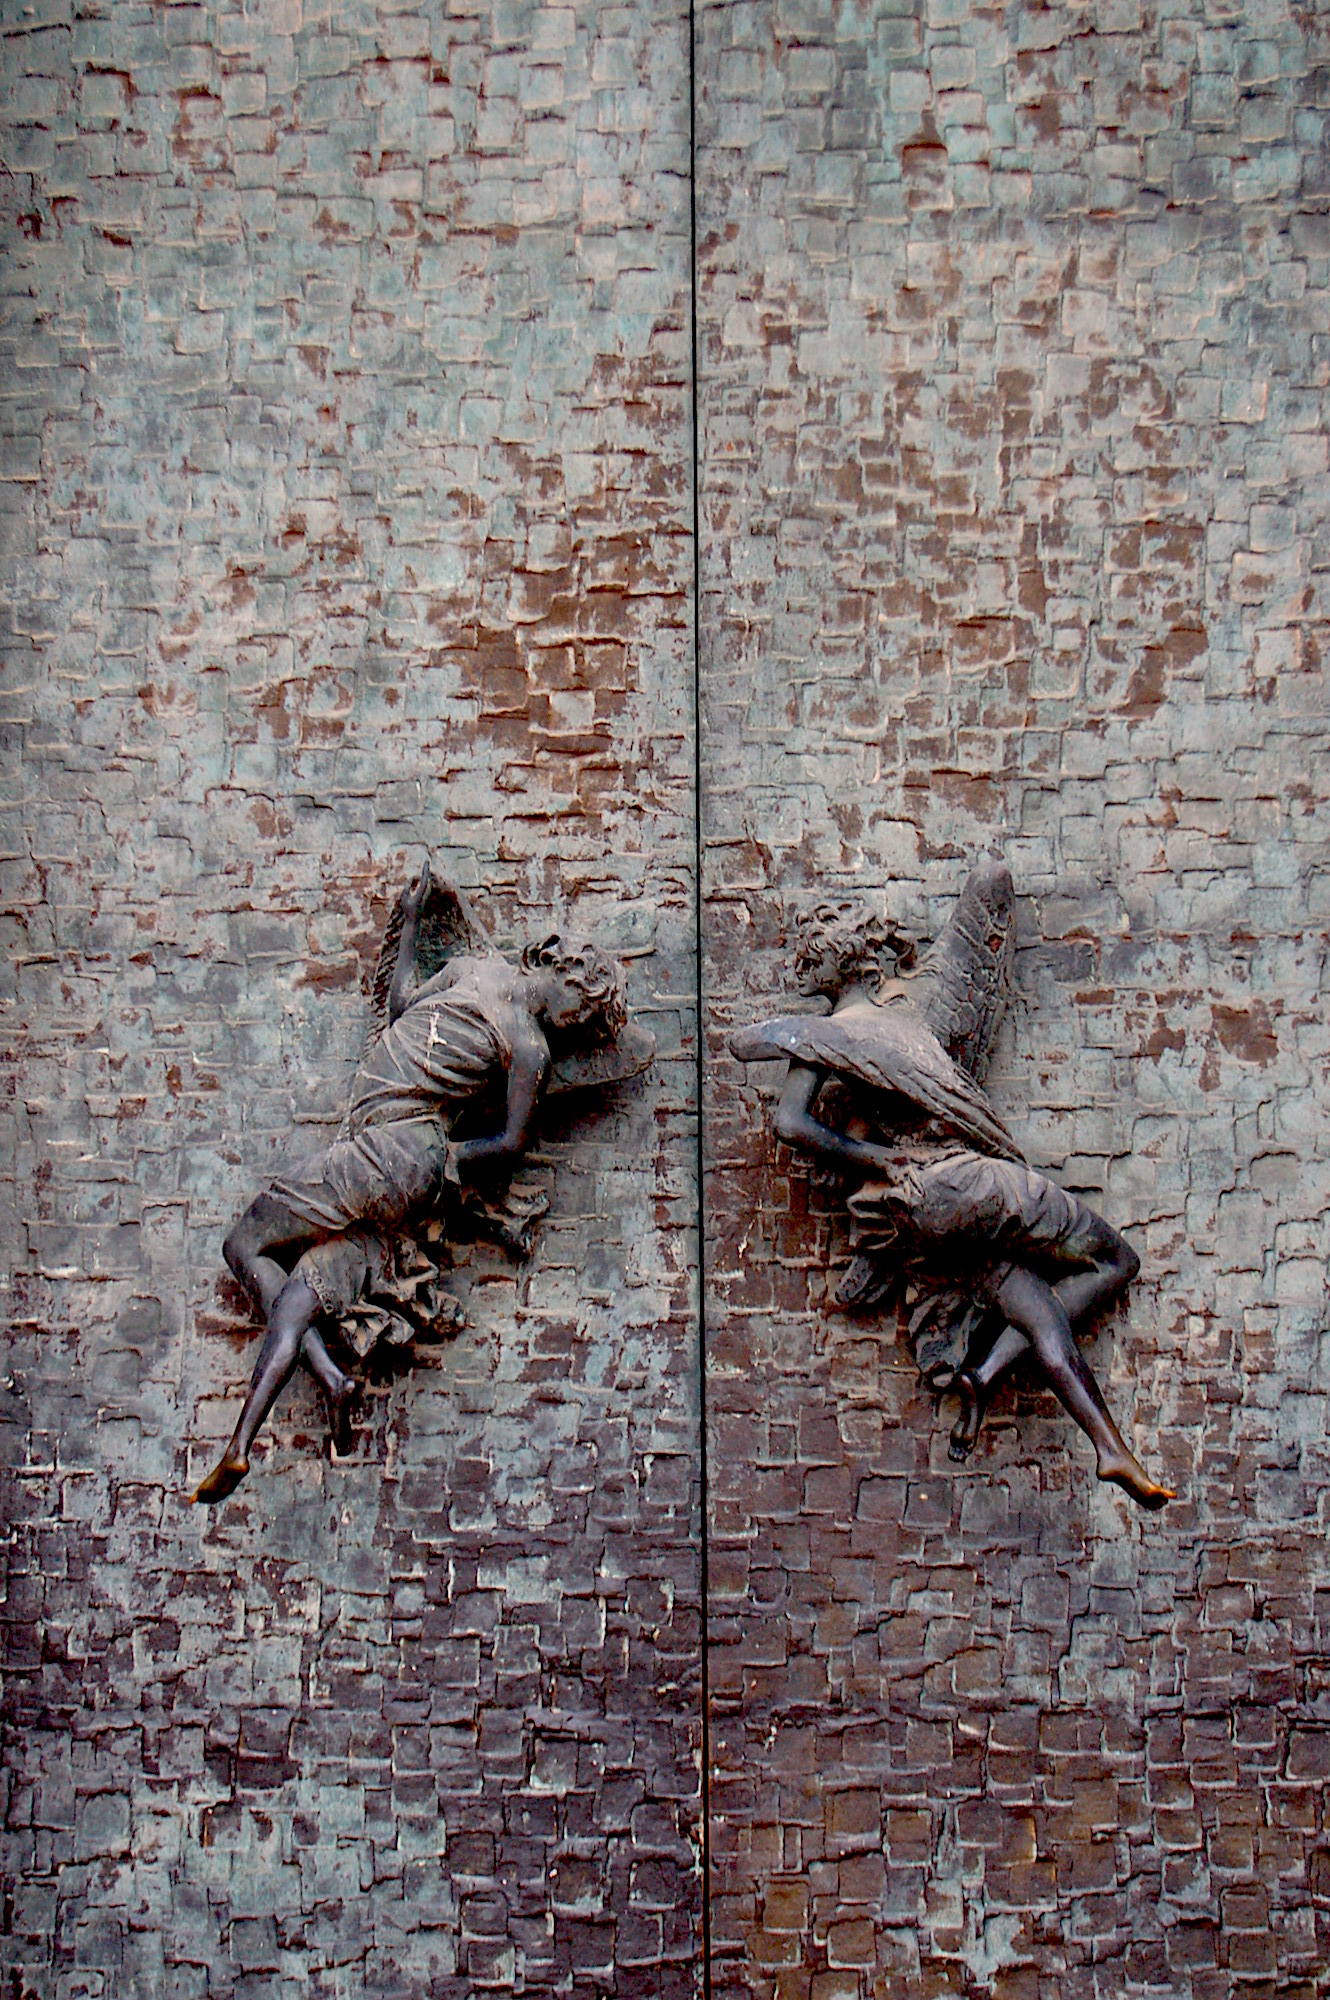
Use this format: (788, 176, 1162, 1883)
(1211, 1001, 1278, 1068)
(296, 957, 361, 993)
(1124, 652, 1167, 716)
(1143, 1015, 1187, 1059)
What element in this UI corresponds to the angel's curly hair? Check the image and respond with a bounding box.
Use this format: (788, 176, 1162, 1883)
(793, 899, 917, 995)
(521, 933, 629, 1036)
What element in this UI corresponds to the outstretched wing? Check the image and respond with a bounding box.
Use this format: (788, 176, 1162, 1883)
(905, 853, 1016, 1081)
(730, 999, 1023, 1161)
(363, 871, 485, 1055)
(546, 1021, 657, 1098)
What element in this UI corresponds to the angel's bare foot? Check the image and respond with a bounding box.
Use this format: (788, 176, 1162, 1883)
(836, 1255, 876, 1307)
(1097, 1449, 1175, 1511)
(948, 1371, 985, 1462)
(325, 1372, 359, 1455)
(834, 1254, 896, 1310)
(192, 1452, 249, 1504)
(497, 1217, 537, 1260)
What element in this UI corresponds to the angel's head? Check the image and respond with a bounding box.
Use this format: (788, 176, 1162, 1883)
(793, 899, 917, 999)
(522, 933, 629, 1038)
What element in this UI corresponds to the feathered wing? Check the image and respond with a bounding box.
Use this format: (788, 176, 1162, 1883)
(363, 872, 485, 1056)
(546, 1021, 657, 1098)
(905, 853, 1016, 1081)
(729, 1001, 1024, 1161)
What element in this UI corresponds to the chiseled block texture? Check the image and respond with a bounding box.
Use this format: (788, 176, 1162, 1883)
(0, 3, 700, 1993)
(698, 0, 1330, 1994)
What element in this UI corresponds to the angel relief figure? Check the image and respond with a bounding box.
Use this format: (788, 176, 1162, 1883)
(730, 855, 1174, 1512)
(192, 861, 654, 1504)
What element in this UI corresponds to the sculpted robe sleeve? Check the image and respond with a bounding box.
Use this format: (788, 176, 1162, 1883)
(270, 984, 515, 1238)
(350, 989, 513, 1131)
(729, 1001, 1024, 1163)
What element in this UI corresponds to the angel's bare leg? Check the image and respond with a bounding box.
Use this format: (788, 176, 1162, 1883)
(967, 1266, 1171, 1509)
(949, 1227, 1140, 1461)
(224, 1193, 318, 1316)
(192, 1276, 357, 1503)
(298, 1323, 360, 1452)
(214, 1193, 359, 1472)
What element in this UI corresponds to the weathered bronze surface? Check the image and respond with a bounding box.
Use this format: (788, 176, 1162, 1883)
(193, 861, 654, 1503)
(731, 856, 1174, 1511)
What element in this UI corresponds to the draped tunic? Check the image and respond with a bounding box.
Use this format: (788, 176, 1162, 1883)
(264, 972, 522, 1328)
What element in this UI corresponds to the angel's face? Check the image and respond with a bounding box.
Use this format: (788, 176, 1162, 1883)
(795, 941, 841, 998)
(540, 974, 596, 1033)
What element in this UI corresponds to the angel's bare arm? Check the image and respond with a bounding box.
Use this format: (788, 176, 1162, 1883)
(389, 864, 431, 1023)
(402, 962, 463, 1012)
(449, 1033, 549, 1179)
(774, 1062, 899, 1175)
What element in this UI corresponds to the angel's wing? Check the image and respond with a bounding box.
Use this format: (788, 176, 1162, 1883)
(904, 854, 1015, 1081)
(363, 871, 485, 1056)
(730, 998, 1023, 1161)
(546, 1021, 657, 1098)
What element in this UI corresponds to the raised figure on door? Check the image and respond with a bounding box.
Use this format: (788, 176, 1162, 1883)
(729, 855, 1173, 1512)
(194, 861, 653, 1504)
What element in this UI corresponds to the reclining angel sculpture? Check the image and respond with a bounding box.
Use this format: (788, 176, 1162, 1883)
(730, 855, 1174, 1511)
(192, 860, 654, 1504)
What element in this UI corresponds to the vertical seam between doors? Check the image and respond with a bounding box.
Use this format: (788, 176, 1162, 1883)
(688, 3, 712, 1991)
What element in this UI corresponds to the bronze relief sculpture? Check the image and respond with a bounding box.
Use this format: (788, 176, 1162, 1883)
(730, 856, 1174, 1512)
(193, 861, 654, 1504)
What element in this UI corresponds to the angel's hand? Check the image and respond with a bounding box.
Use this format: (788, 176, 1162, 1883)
(401, 858, 431, 921)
